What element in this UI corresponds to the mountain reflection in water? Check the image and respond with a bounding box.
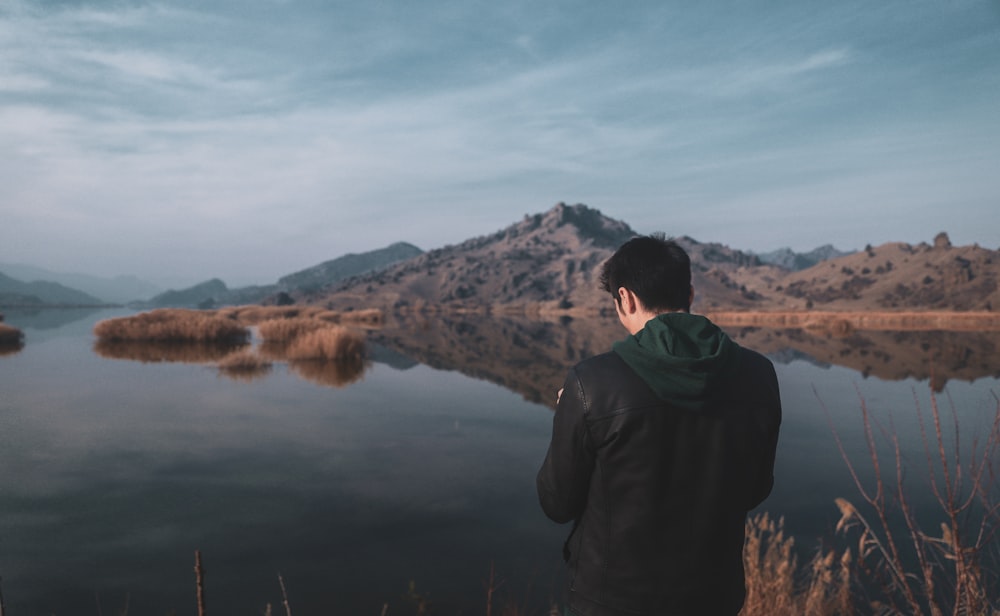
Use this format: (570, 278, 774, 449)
(371, 314, 1000, 404)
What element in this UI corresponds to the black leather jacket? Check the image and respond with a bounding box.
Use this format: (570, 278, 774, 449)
(537, 347, 781, 616)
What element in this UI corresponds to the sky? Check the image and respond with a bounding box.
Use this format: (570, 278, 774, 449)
(2, 0, 998, 288)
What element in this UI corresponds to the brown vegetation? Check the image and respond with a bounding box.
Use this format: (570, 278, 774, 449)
(708, 310, 1000, 332)
(741, 386, 1000, 615)
(94, 309, 250, 343)
(217, 348, 273, 382)
(256, 317, 329, 342)
(217, 305, 383, 329)
(90, 307, 376, 387)
(285, 326, 366, 361)
(0, 322, 25, 355)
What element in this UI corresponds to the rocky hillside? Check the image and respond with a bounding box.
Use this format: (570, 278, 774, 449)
(773, 233, 998, 311)
(278, 242, 423, 291)
(312, 203, 771, 314)
(313, 206, 997, 314)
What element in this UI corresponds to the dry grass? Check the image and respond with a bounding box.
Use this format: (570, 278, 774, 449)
(89, 307, 378, 387)
(0, 322, 25, 355)
(217, 348, 273, 382)
(94, 309, 250, 344)
(740, 513, 853, 616)
(742, 384, 1000, 615)
(216, 305, 384, 329)
(257, 317, 329, 342)
(285, 326, 366, 361)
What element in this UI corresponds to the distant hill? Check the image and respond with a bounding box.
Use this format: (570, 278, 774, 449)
(0, 263, 162, 303)
(147, 278, 233, 308)
(0, 271, 106, 307)
(143, 242, 425, 308)
(772, 233, 999, 311)
(278, 242, 423, 291)
(755, 245, 854, 271)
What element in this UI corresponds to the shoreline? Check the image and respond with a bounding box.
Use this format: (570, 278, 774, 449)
(703, 310, 1000, 332)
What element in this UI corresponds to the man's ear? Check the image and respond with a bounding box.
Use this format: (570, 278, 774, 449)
(617, 287, 638, 314)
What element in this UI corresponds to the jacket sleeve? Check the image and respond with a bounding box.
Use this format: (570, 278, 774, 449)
(536, 368, 596, 524)
(748, 359, 782, 510)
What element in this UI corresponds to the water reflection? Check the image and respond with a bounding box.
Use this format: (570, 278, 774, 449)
(370, 314, 1000, 405)
(2, 308, 998, 613)
(91, 325, 372, 388)
(94, 338, 248, 363)
(288, 357, 370, 388)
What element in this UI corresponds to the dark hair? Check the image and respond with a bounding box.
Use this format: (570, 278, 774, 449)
(599, 234, 692, 312)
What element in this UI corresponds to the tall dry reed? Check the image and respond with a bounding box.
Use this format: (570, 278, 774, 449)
(285, 326, 366, 361)
(257, 317, 328, 342)
(217, 348, 273, 381)
(94, 309, 249, 343)
(0, 323, 24, 355)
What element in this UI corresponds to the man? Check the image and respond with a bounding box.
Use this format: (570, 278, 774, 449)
(537, 235, 781, 616)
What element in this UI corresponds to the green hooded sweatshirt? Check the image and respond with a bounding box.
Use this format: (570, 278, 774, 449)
(612, 312, 738, 411)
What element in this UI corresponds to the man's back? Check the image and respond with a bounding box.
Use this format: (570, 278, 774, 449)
(537, 314, 781, 615)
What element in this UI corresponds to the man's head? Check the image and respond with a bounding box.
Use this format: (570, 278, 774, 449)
(600, 234, 692, 314)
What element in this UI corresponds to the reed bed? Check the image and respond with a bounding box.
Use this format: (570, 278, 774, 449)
(216, 305, 384, 329)
(740, 514, 852, 616)
(94, 309, 250, 344)
(0, 323, 25, 355)
(256, 317, 329, 342)
(740, 384, 1000, 615)
(285, 326, 366, 361)
(217, 348, 273, 382)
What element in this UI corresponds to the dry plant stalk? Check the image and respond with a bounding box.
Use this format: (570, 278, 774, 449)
(822, 383, 1000, 615)
(278, 573, 291, 616)
(740, 513, 798, 615)
(195, 549, 206, 616)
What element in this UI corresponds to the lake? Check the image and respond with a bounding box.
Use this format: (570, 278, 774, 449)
(1, 308, 998, 614)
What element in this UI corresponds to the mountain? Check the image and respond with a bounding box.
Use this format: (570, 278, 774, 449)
(311, 206, 998, 314)
(279, 242, 424, 291)
(772, 234, 999, 311)
(756, 245, 854, 271)
(0, 263, 162, 303)
(147, 278, 232, 308)
(0, 271, 107, 307)
(311, 203, 769, 313)
(142, 242, 425, 308)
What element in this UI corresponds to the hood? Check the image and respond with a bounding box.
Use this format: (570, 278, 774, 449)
(612, 312, 738, 410)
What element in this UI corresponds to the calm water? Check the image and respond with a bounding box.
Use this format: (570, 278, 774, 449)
(0, 308, 997, 614)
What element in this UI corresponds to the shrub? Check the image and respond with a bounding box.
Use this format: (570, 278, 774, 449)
(285, 326, 366, 361)
(217, 348, 272, 382)
(94, 309, 249, 344)
(0, 322, 24, 344)
(257, 317, 327, 342)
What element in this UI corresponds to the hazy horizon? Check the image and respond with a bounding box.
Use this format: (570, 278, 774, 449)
(3, 1, 998, 288)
